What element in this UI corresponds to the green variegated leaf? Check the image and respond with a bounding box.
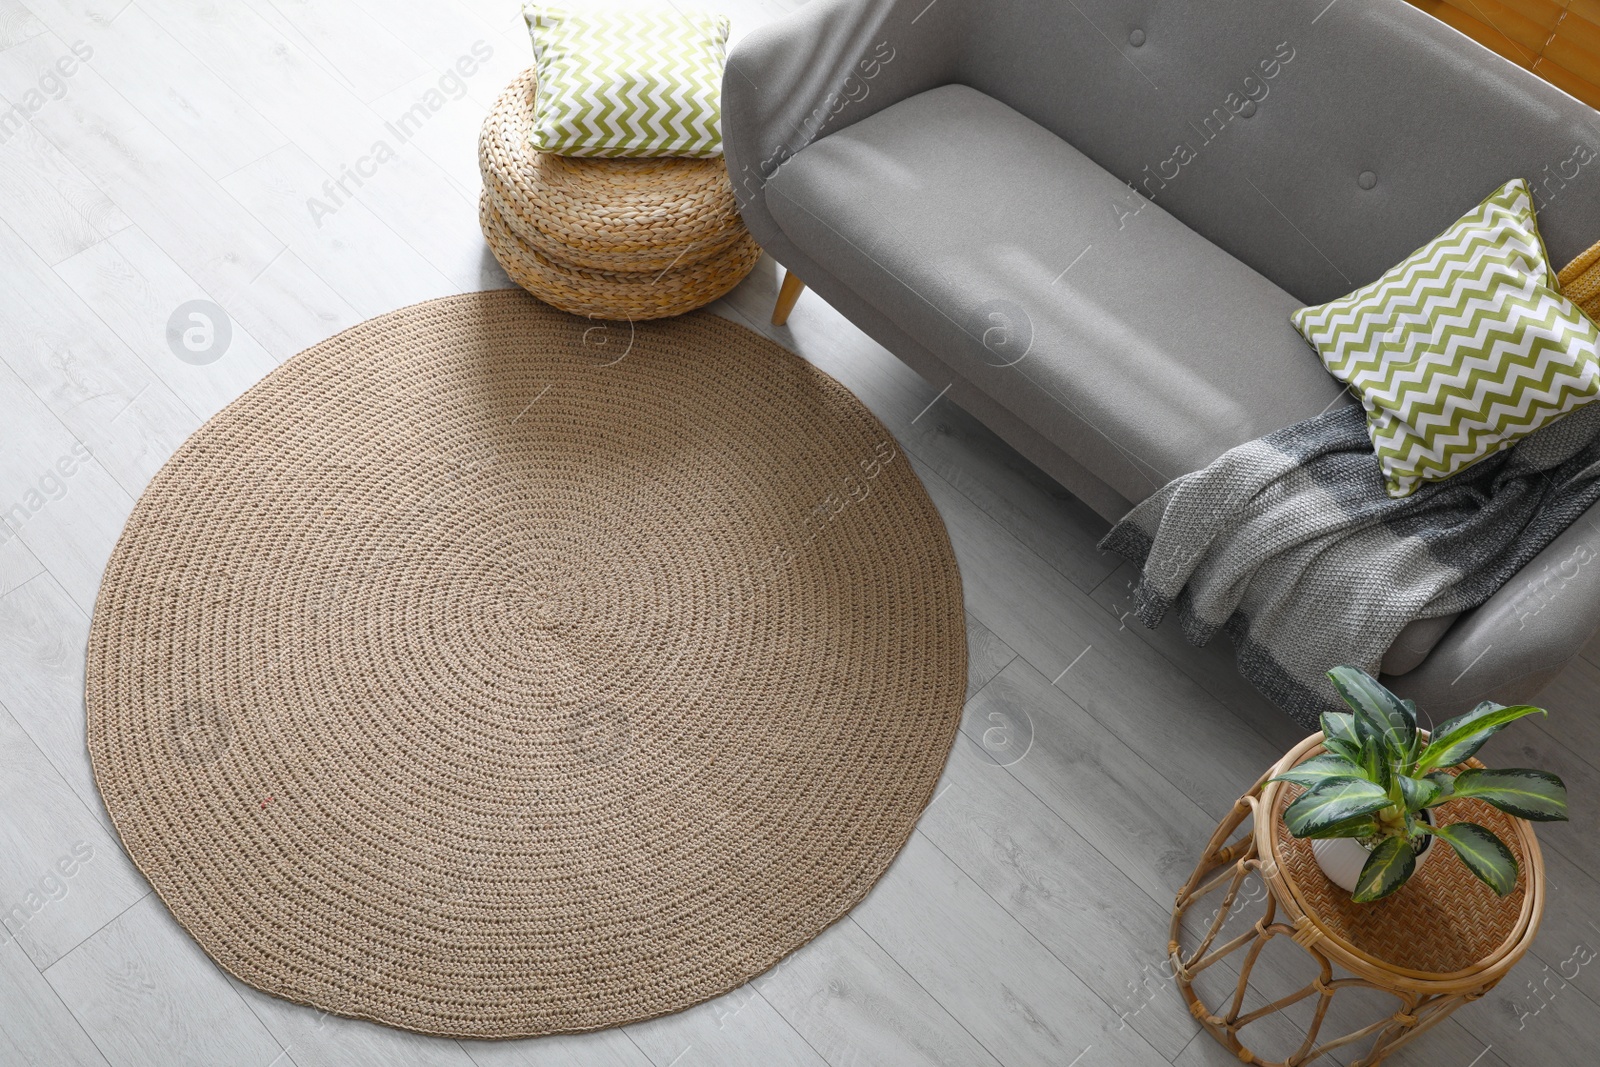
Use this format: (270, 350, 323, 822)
(1401, 700, 1423, 767)
(1449, 769, 1569, 822)
(1417, 702, 1546, 771)
(1356, 722, 1391, 791)
(1316, 814, 1381, 839)
(1322, 736, 1363, 764)
(1284, 778, 1392, 838)
(1422, 771, 1457, 806)
(1269, 753, 1368, 789)
(1321, 712, 1361, 749)
(1397, 774, 1442, 811)
(1328, 665, 1416, 761)
(1425, 730, 1497, 769)
(1320, 711, 1364, 764)
(1424, 822, 1519, 895)
(1352, 836, 1416, 902)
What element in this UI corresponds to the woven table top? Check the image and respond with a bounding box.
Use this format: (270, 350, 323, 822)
(1270, 783, 1532, 977)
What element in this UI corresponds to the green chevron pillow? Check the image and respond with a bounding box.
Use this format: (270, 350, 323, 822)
(1293, 178, 1600, 498)
(523, 6, 728, 158)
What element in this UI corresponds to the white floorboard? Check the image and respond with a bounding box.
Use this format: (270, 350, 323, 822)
(0, 361, 133, 613)
(0, 536, 45, 600)
(850, 833, 1169, 1067)
(464, 1026, 651, 1067)
(42, 895, 281, 1067)
(1, 0, 1597, 1064)
(229, 975, 480, 1067)
(917, 735, 1204, 1060)
(752, 917, 1003, 1067)
(0, 704, 150, 970)
(621, 972, 828, 1067)
(0, 573, 104, 819)
(0, 939, 111, 1067)
(53, 226, 282, 421)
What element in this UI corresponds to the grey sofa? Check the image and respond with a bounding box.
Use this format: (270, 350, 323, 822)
(723, 0, 1600, 716)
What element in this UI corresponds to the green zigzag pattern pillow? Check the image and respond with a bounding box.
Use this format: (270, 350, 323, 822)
(523, 6, 727, 158)
(1293, 178, 1600, 498)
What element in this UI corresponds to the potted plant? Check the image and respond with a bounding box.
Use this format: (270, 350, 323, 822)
(1271, 666, 1569, 902)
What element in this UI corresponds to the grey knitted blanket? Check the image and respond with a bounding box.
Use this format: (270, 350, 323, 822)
(1098, 401, 1600, 726)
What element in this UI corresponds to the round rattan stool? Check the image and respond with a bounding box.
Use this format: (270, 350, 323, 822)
(478, 68, 760, 320)
(1169, 733, 1544, 1066)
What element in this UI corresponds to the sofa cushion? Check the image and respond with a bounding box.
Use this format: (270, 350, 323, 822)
(1294, 177, 1600, 498)
(522, 6, 728, 158)
(765, 84, 1348, 504)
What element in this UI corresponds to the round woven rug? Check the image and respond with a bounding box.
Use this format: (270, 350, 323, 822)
(85, 290, 966, 1038)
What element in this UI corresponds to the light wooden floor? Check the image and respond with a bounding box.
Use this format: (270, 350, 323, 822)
(1, 1, 1597, 1065)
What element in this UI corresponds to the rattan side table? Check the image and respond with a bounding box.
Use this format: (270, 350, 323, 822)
(1169, 733, 1544, 1066)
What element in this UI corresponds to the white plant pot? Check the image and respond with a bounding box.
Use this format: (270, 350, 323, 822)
(1311, 810, 1436, 894)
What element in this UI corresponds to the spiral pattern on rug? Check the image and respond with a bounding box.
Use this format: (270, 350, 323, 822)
(85, 290, 966, 1038)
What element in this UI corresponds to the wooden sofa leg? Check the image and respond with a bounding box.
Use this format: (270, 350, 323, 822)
(771, 270, 805, 326)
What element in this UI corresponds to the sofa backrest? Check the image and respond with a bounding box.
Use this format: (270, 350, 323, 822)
(956, 0, 1600, 303)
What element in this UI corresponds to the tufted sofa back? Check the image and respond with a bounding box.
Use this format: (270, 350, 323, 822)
(952, 0, 1600, 303)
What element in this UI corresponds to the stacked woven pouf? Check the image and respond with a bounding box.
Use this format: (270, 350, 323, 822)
(478, 68, 760, 321)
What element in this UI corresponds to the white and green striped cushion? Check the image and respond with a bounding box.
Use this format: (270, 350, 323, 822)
(1293, 179, 1600, 498)
(522, 6, 728, 158)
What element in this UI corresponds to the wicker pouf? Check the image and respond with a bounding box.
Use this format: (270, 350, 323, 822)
(478, 68, 760, 320)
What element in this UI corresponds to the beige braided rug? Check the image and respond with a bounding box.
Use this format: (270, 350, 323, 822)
(85, 290, 966, 1038)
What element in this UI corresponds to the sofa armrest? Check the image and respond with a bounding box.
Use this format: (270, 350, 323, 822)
(722, 0, 967, 251)
(1387, 500, 1600, 717)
